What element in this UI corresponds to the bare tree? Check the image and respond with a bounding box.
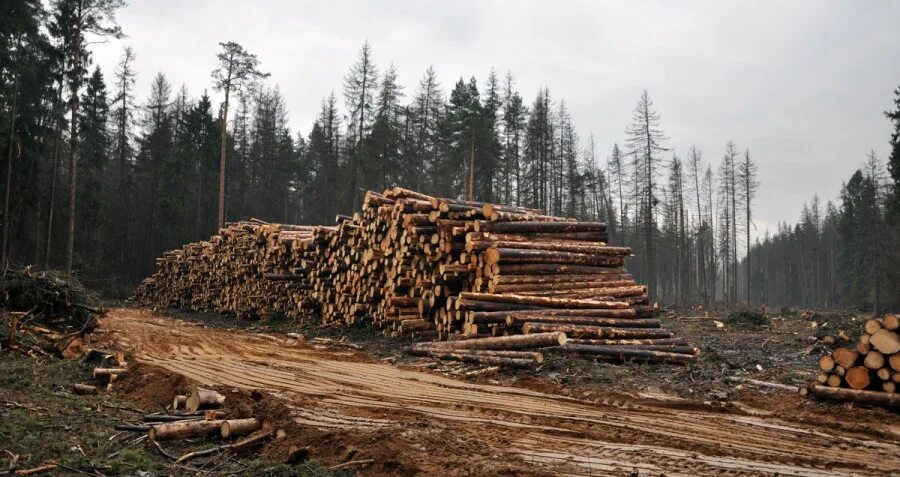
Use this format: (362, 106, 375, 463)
(625, 90, 668, 296)
(738, 148, 759, 303)
(211, 41, 269, 229)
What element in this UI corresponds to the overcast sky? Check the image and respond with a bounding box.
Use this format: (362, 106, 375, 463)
(91, 1, 900, 236)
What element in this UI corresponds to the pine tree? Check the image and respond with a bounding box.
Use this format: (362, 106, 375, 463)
(500, 72, 526, 205)
(76, 66, 109, 273)
(369, 63, 404, 189)
(60, 0, 124, 272)
(211, 41, 268, 229)
(408, 67, 443, 192)
(342, 41, 378, 209)
(886, 86, 900, 212)
(624, 90, 668, 296)
(738, 148, 759, 303)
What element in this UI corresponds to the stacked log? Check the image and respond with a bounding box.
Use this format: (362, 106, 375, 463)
(803, 314, 900, 408)
(136, 186, 697, 366)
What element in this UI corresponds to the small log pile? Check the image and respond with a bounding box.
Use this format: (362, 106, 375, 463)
(136, 186, 698, 366)
(802, 314, 900, 408)
(136, 221, 335, 319)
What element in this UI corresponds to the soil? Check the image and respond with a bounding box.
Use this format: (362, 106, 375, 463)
(72, 306, 900, 476)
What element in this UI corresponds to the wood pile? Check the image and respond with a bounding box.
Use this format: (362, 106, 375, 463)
(136, 186, 698, 366)
(802, 314, 900, 408)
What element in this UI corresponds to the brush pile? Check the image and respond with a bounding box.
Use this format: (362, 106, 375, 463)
(136, 187, 698, 367)
(802, 314, 900, 408)
(1, 266, 102, 355)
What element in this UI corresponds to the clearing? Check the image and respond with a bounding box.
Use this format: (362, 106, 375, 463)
(88, 307, 900, 476)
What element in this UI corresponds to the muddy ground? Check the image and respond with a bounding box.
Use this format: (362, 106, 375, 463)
(1, 305, 898, 476)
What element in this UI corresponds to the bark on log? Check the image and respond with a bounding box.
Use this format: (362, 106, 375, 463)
(491, 263, 627, 276)
(410, 347, 543, 363)
(172, 395, 187, 410)
(522, 322, 673, 339)
(506, 314, 660, 328)
(149, 419, 224, 441)
(477, 221, 606, 234)
(563, 344, 697, 364)
(468, 239, 630, 255)
(484, 247, 627, 267)
(72, 383, 98, 395)
(459, 292, 629, 309)
(416, 351, 537, 368)
(186, 387, 225, 412)
(811, 384, 900, 408)
(220, 418, 261, 438)
(93, 367, 127, 377)
(422, 331, 567, 350)
(567, 337, 688, 346)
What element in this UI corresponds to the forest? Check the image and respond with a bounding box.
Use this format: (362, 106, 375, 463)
(1, 0, 899, 310)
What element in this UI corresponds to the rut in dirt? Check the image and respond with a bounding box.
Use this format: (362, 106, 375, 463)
(103, 308, 900, 476)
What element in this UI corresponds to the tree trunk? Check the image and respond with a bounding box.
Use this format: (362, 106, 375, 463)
(186, 387, 225, 412)
(1, 74, 18, 265)
(217, 65, 233, 230)
(422, 331, 566, 350)
(149, 419, 224, 441)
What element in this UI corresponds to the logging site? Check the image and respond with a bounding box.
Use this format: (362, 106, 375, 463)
(2, 1, 900, 476)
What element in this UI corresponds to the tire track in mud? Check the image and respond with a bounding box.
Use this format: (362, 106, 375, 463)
(103, 308, 900, 476)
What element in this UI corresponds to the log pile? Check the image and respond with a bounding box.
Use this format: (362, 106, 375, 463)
(802, 314, 900, 408)
(135, 186, 698, 366)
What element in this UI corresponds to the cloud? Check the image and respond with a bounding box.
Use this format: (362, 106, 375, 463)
(90, 0, 900, 236)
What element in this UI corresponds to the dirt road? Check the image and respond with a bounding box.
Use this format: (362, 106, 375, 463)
(101, 308, 900, 476)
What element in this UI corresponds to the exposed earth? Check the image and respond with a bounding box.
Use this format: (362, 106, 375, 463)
(65, 307, 900, 476)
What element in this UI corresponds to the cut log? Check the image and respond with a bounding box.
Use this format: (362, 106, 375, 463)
(563, 344, 697, 364)
(567, 337, 687, 346)
(422, 332, 566, 350)
(522, 322, 673, 339)
(72, 383, 98, 395)
(884, 381, 897, 393)
(883, 314, 899, 331)
(93, 367, 127, 378)
(870, 329, 900, 354)
(818, 355, 835, 372)
(459, 292, 629, 309)
(864, 319, 883, 335)
(413, 351, 537, 368)
(890, 353, 900, 372)
(186, 387, 225, 412)
(810, 385, 900, 408)
(506, 315, 660, 328)
(410, 347, 544, 363)
(220, 418, 261, 438)
(864, 351, 885, 370)
(477, 221, 606, 234)
(845, 366, 871, 390)
(172, 395, 187, 410)
(832, 347, 858, 370)
(149, 419, 224, 441)
(826, 374, 842, 387)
